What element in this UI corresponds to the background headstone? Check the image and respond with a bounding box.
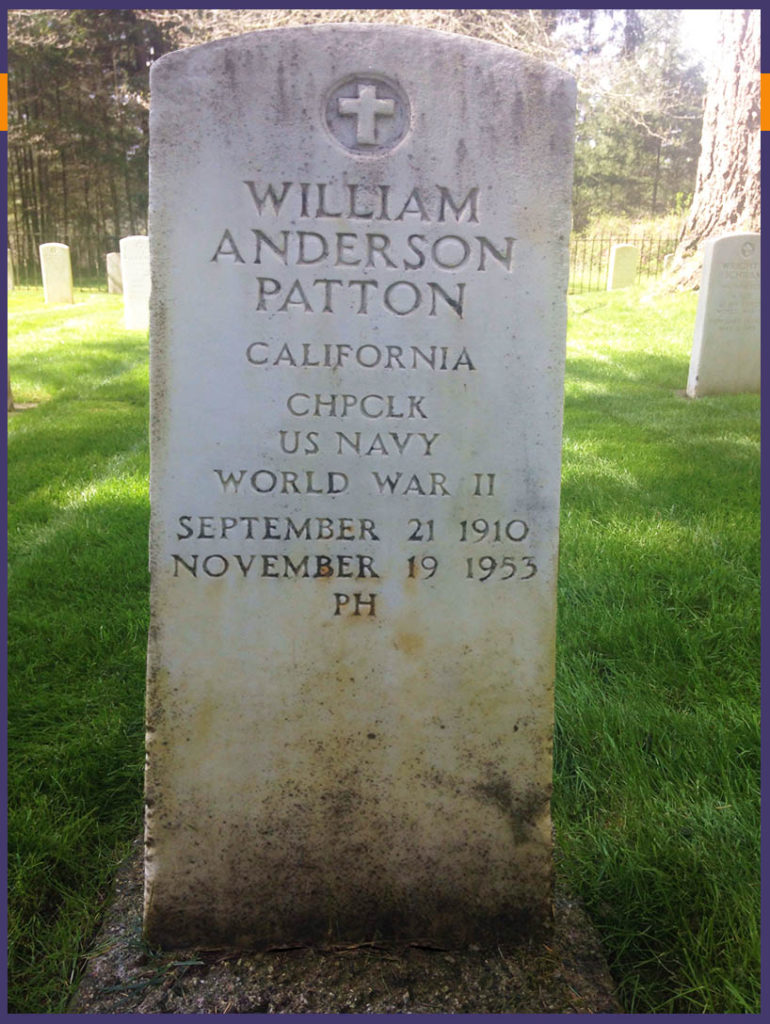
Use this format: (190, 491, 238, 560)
(39, 242, 74, 305)
(686, 233, 760, 397)
(119, 235, 150, 330)
(106, 251, 123, 294)
(606, 243, 639, 289)
(145, 24, 576, 949)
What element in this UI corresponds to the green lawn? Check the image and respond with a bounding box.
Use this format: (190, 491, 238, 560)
(8, 290, 151, 1013)
(556, 288, 759, 1012)
(7, 285, 760, 1013)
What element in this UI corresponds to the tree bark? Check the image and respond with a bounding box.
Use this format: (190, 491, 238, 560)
(668, 9, 760, 289)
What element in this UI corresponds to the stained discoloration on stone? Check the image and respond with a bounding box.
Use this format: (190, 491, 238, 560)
(145, 24, 575, 948)
(72, 838, 622, 1014)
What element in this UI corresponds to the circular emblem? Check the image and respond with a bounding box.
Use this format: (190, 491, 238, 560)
(741, 241, 755, 258)
(324, 74, 410, 155)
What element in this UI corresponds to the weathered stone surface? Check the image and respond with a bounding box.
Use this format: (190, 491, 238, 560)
(686, 233, 760, 397)
(39, 242, 74, 304)
(146, 24, 575, 949)
(606, 244, 638, 290)
(106, 251, 123, 294)
(119, 235, 150, 329)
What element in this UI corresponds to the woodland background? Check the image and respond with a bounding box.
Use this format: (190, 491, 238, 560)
(7, 9, 761, 290)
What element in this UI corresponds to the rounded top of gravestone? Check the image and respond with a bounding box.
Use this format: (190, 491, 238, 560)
(149, 23, 575, 185)
(150, 22, 575, 86)
(712, 232, 760, 246)
(705, 232, 760, 259)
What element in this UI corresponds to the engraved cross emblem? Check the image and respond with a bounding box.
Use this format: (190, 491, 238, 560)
(338, 85, 396, 145)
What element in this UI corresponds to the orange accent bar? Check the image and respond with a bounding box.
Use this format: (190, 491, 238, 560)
(763, 74, 770, 131)
(0, 74, 7, 131)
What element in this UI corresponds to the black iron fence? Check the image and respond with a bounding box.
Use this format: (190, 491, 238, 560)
(9, 234, 680, 295)
(8, 254, 115, 291)
(569, 235, 678, 294)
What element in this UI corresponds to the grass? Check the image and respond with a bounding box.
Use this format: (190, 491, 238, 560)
(555, 287, 760, 1013)
(7, 285, 760, 1013)
(7, 290, 151, 1013)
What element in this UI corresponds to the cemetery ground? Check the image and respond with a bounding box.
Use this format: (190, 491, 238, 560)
(7, 286, 759, 1014)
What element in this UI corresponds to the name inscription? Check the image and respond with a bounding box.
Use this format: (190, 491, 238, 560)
(170, 176, 532, 617)
(211, 181, 514, 317)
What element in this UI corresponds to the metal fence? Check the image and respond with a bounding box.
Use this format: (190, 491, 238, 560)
(568, 235, 678, 294)
(8, 257, 111, 291)
(10, 234, 680, 295)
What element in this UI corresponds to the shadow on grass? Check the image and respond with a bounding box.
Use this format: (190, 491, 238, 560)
(10, 338, 148, 406)
(8, 473, 151, 1013)
(560, 432, 759, 514)
(9, 398, 149, 516)
(567, 349, 689, 394)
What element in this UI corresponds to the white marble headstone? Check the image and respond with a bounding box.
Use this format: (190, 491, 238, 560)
(145, 24, 575, 949)
(606, 243, 638, 290)
(39, 243, 74, 304)
(686, 233, 760, 397)
(119, 235, 150, 329)
(106, 252, 123, 294)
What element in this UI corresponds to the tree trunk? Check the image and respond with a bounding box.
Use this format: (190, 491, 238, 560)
(650, 137, 661, 215)
(55, 83, 70, 244)
(668, 9, 760, 290)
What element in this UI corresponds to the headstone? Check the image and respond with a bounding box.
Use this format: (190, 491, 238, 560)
(662, 252, 674, 271)
(606, 243, 638, 289)
(106, 252, 123, 294)
(8, 249, 13, 291)
(145, 24, 576, 950)
(39, 242, 74, 304)
(119, 235, 150, 329)
(686, 233, 760, 397)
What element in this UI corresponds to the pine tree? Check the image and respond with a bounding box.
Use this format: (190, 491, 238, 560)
(669, 9, 760, 289)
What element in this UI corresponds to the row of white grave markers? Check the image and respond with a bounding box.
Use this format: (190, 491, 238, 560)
(36, 238, 150, 331)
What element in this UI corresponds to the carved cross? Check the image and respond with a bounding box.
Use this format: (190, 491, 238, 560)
(338, 85, 395, 145)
